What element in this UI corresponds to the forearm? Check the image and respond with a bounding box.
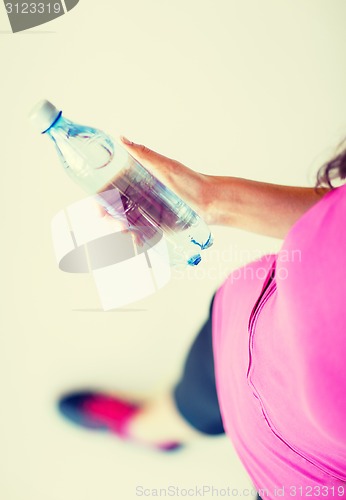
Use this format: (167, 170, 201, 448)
(202, 175, 331, 239)
(118, 139, 331, 239)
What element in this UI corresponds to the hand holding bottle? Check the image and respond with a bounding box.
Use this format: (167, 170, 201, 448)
(120, 137, 211, 224)
(30, 100, 214, 266)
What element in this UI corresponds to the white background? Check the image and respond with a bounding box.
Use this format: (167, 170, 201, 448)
(0, 1, 346, 499)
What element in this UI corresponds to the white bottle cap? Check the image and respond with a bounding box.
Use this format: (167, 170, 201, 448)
(29, 99, 61, 133)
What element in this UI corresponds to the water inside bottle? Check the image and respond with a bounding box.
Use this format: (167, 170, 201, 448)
(96, 153, 213, 265)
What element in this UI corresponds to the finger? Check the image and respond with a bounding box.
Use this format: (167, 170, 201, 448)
(120, 136, 157, 160)
(119, 136, 174, 176)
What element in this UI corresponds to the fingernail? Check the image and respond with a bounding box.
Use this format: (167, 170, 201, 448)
(120, 136, 134, 145)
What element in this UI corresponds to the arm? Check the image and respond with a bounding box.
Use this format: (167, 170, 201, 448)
(203, 175, 331, 239)
(120, 137, 331, 240)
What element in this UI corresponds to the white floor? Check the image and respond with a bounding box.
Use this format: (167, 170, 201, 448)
(1, 1, 346, 498)
(0, 263, 257, 500)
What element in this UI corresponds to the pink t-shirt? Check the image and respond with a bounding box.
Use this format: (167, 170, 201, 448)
(212, 183, 346, 499)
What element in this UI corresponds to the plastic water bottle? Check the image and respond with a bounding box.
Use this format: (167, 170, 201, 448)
(29, 100, 213, 266)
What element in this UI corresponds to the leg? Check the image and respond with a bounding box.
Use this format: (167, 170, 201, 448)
(128, 293, 225, 444)
(59, 293, 224, 447)
(172, 294, 225, 435)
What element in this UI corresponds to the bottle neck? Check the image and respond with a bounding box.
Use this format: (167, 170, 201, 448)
(44, 113, 117, 193)
(42, 111, 63, 135)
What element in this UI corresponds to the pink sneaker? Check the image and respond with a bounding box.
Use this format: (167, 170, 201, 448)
(58, 390, 182, 452)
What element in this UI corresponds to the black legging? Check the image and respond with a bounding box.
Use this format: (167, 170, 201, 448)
(172, 294, 263, 500)
(173, 293, 225, 435)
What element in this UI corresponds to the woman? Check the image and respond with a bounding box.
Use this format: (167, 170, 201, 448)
(58, 136, 346, 498)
